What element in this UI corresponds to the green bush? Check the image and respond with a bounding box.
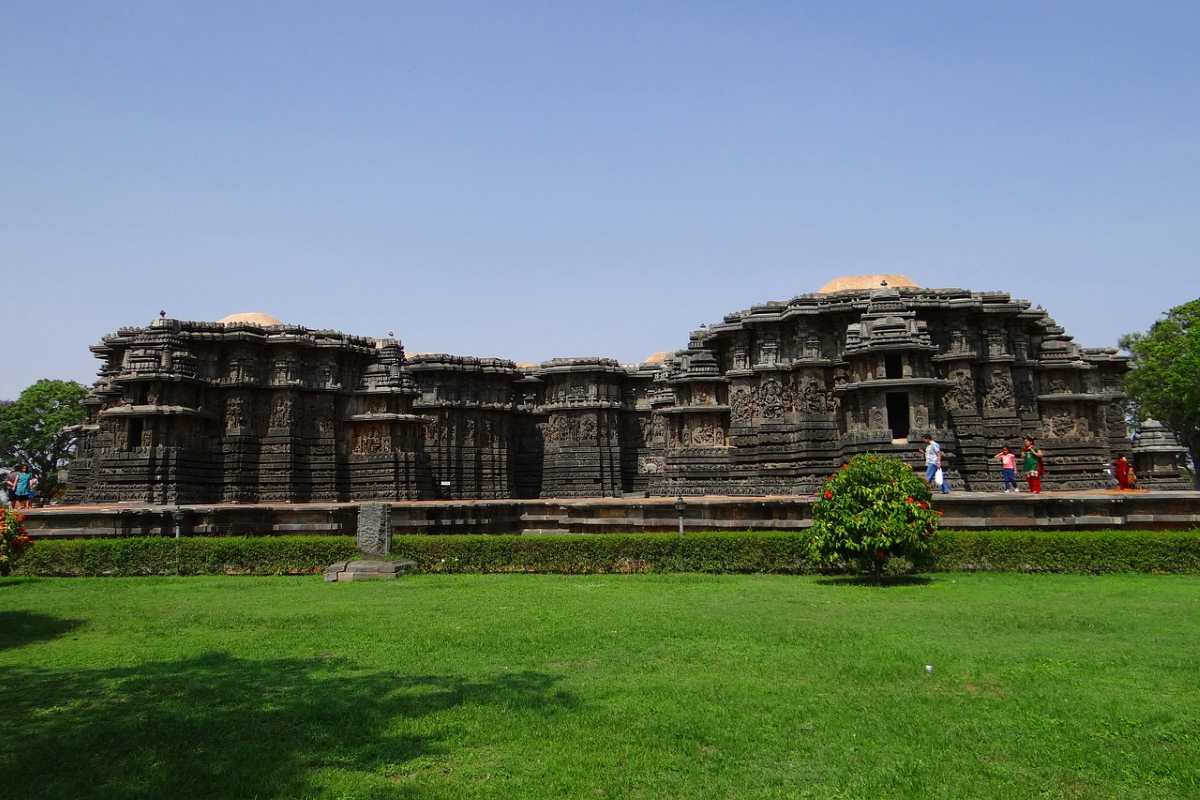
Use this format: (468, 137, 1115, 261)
(11, 529, 1200, 577)
(808, 454, 940, 580)
(933, 529, 1200, 574)
(15, 535, 359, 577)
(0, 510, 35, 576)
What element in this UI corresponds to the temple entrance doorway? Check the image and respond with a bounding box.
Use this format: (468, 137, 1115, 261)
(886, 392, 910, 442)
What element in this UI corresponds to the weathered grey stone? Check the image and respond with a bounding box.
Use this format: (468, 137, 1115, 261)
(62, 279, 1162, 502)
(356, 503, 390, 556)
(324, 559, 418, 582)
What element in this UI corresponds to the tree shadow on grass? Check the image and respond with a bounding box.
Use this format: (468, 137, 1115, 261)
(814, 575, 934, 588)
(0, 652, 574, 799)
(0, 611, 83, 650)
(0, 577, 40, 589)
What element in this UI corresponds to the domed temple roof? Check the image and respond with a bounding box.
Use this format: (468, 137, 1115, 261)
(816, 274, 919, 293)
(218, 312, 283, 326)
(643, 351, 670, 365)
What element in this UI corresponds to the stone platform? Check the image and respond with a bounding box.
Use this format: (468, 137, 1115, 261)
(19, 490, 1200, 539)
(324, 560, 418, 582)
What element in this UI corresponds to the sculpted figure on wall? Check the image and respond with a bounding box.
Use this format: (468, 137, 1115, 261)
(351, 424, 390, 455)
(912, 403, 928, 430)
(945, 369, 976, 412)
(224, 395, 247, 432)
(269, 396, 294, 429)
(757, 379, 785, 420)
(578, 414, 598, 442)
(649, 415, 666, 447)
(1015, 374, 1037, 414)
(690, 421, 725, 447)
(730, 386, 756, 426)
(797, 377, 826, 413)
(1048, 377, 1072, 394)
(984, 370, 1015, 411)
(1047, 412, 1075, 438)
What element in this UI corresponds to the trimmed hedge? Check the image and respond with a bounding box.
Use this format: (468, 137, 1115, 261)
(11, 529, 1200, 577)
(14, 535, 359, 577)
(935, 529, 1200, 574)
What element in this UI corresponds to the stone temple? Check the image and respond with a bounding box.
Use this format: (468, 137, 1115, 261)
(62, 276, 1190, 504)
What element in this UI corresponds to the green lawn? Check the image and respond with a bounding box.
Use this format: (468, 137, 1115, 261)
(1, 574, 1197, 799)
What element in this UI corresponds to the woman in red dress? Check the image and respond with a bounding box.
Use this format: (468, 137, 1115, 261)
(1113, 455, 1133, 489)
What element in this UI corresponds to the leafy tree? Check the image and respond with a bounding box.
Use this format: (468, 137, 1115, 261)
(808, 453, 941, 583)
(0, 379, 89, 499)
(1121, 298, 1200, 488)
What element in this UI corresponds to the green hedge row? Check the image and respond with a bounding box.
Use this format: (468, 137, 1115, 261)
(13, 535, 359, 577)
(12, 529, 1200, 577)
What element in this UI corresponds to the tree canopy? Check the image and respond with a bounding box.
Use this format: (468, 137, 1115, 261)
(1121, 298, 1200, 487)
(0, 379, 89, 498)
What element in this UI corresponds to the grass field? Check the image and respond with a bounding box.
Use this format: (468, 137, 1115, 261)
(1, 573, 1197, 799)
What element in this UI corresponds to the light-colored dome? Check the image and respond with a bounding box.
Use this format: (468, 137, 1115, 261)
(816, 274, 918, 293)
(218, 312, 283, 326)
(643, 351, 670, 365)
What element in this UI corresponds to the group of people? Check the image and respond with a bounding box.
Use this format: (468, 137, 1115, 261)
(921, 431, 1046, 494)
(992, 439, 1046, 493)
(0, 465, 38, 509)
(919, 434, 1045, 495)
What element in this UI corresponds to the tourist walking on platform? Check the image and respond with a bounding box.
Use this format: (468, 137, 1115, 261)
(1113, 454, 1135, 489)
(993, 446, 1019, 492)
(1021, 438, 1044, 494)
(920, 434, 950, 494)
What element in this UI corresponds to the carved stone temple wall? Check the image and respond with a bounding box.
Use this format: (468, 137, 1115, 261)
(64, 279, 1191, 503)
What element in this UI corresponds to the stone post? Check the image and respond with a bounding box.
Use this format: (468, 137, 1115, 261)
(356, 503, 391, 556)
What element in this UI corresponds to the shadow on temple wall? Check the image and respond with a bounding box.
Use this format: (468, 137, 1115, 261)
(0, 652, 575, 799)
(0, 610, 83, 651)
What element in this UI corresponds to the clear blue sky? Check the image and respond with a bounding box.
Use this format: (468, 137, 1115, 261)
(2, 2, 1197, 398)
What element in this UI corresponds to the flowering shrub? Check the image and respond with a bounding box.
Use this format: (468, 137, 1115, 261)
(0, 509, 34, 576)
(808, 453, 941, 581)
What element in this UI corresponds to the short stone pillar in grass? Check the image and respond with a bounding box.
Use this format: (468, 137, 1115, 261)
(807, 454, 942, 583)
(356, 503, 391, 556)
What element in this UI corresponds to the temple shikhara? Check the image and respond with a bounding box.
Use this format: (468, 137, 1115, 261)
(63, 275, 1191, 504)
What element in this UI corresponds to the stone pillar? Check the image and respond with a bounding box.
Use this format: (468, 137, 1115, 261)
(356, 502, 391, 556)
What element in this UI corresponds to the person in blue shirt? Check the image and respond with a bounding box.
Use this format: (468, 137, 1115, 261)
(10, 465, 34, 509)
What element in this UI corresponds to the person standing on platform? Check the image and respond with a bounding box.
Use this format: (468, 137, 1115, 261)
(993, 446, 1019, 492)
(1022, 438, 1044, 494)
(9, 465, 34, 509)
(1113, 454, 1135, 489)
(920, 434, 950, 494)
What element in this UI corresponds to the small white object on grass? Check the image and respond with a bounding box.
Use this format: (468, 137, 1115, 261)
(925, 664, 934, 673)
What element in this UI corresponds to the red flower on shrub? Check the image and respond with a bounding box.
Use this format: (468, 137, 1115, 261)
(917, 500, 929, 509)
(905, 496, 915, 504)
(823, 489, 833, 500)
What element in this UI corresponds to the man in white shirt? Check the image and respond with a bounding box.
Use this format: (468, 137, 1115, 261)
(920, 434, 950, 494)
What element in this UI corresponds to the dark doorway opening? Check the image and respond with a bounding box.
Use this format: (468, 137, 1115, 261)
(126, 419, 144, 449)
(885, 353, 903, 379)
(886, 392, 910, 441)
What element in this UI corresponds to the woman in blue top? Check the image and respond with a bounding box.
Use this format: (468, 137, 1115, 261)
(11, 465, 33, 509)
